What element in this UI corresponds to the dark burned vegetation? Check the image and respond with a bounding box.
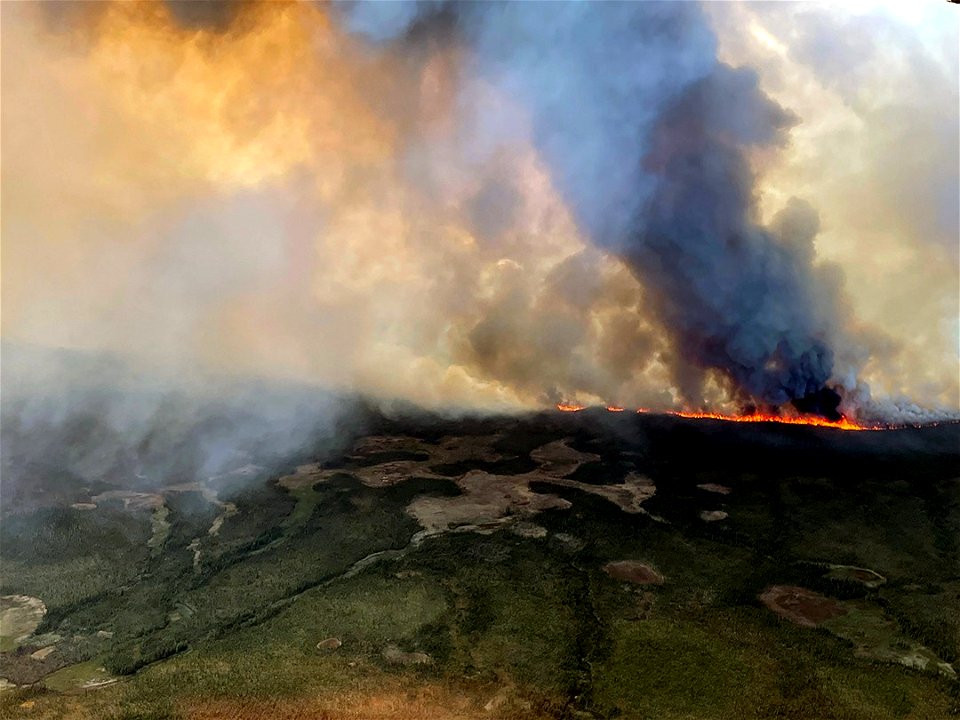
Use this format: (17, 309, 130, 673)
(1, 411, 958, 719)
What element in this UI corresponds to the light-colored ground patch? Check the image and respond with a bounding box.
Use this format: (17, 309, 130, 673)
(525, 439, 658, 515)
(823, 564, 886, 588)
(542, 471, 657, 515)
(603, 561, 664, 585)
(90, 491, 163, 511)
(42, 661, 116, 692)
(148, 503, 171, 555)
(700, 510, 728, 522)
(0, 595, 46, 650)
(207, 502, 238, 537)
(168, 602, 197, 624)
(187, 539, 202, 573)
(696, 483, 732, 495)
(70, 503, 97, 511)
(0, 678, 16, 693)
(402, 436, 655, 534)
(30, 646, 56, 661)
(760, 586, 955, 677)
(822, 601, 955, 677)
(280, 434, 656, 546)
(408, 471, 571, 532)
(277, 462, 328, 491)
(529, 439, 600, 476)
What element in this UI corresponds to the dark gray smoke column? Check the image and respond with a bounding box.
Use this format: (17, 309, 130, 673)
(339, 1, 838, 411)
(635, 67, 834, 407)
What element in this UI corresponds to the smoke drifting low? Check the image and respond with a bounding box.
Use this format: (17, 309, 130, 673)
(1, 0, 957, 488)
(2, 342, 355, 501)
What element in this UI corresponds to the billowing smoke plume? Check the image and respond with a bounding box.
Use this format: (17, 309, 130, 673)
(339, 2, 840, 413)
(2, 0, 957, 491)
(635, 67, 836, 410)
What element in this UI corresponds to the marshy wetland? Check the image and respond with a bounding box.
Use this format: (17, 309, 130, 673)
(2, 410, 958, 719)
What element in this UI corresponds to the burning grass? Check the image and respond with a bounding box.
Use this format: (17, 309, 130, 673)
(666, 410, 877, 431)
(557, 403, 886, 430)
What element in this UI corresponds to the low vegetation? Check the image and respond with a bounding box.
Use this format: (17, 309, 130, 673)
(1, 412, 957, 719)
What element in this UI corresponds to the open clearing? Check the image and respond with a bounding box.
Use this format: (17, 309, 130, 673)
(42, 661, 116, 692)
(0, 596, 45, 651)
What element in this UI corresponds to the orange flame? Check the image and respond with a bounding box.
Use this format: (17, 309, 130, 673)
(554, 404, 883, 430)
(666, 410, 877, 431)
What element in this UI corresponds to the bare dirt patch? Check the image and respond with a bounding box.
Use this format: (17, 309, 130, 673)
(30, 646, 55, 661)
(529, 439, 600, 477)
(759, 585, 847, 628)
(539, 471, 657, 515)
(822, 600, 955, 677)
(282, 434, 512, 491)
(408, 472, 570, 532)
(603, 561, 664, 585)
(0, 595, 46, 649)
(282, 434, 656, 544)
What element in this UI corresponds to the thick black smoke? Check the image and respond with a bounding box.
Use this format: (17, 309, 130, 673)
(339, 1, 841, 414)
(634, 67, 835, 410)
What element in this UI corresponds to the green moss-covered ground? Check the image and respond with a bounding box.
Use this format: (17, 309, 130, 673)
(2, 412, 958, 719)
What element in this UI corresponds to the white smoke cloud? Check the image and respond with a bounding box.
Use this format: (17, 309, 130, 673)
(1, 0, 956, 487)
(706, 1, 959, 420)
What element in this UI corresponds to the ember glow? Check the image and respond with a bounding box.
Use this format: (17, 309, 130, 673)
(665, 410, 879, 432)
(564, 404, 876, 430)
